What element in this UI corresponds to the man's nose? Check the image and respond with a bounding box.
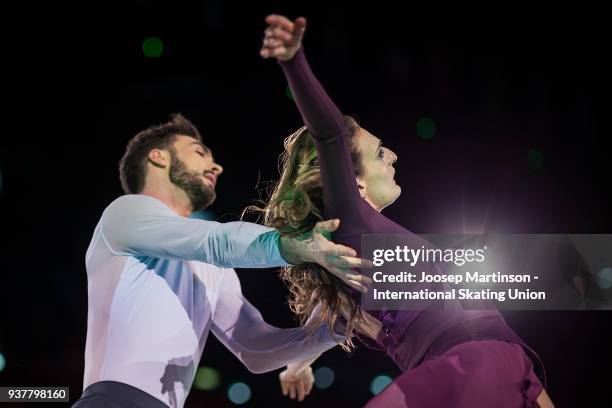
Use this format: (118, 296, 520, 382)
(212, 162, 223, 175)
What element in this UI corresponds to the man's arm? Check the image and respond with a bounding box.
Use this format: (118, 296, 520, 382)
(101, 195, 372, 290)
(210, 268, 342, 374)
(277, 300, 342, 400)
(100, 194, 287, 268)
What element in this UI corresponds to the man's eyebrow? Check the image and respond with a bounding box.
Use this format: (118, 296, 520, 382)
(190, 140, 211, 153)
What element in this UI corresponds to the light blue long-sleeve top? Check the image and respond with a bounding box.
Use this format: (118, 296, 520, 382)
(82, 194, 339, 408)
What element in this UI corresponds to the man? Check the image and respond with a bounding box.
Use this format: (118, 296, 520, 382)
(73, 114, 371, 408)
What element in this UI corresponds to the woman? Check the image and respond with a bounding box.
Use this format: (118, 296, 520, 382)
(259, 14, 554, 407)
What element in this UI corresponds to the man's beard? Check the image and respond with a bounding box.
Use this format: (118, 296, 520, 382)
(168, 150, 216, 211)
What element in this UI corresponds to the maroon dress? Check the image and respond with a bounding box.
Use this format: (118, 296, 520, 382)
(278, 47, 546, 407)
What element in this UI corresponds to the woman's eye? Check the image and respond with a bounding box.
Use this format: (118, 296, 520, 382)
(196, 151, 204, 157)
(378, 149, 385, 159)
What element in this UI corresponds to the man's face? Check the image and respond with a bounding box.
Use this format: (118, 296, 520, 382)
(168, 135, 223, 211)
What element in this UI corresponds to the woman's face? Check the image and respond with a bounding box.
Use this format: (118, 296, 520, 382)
(354, 128, 401, 211)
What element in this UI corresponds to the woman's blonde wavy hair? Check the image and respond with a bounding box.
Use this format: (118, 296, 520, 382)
(246, 116, 365, 351)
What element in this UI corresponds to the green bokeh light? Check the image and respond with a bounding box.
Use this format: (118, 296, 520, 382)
(416, 117, 436, 140)
(286, 86, 294, 101)
(527, 148, 544, 171)
(314, 366, 335, 389)
(193, 366, 220, 391)
(597, 267, 612, 289)
(0, 353, 6, 372)
(228, 382, 251, 405)
(142, 37, 164, 58)
(370, 374, 392, 395)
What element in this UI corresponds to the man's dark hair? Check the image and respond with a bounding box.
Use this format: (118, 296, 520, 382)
(119, 114, 202, 194)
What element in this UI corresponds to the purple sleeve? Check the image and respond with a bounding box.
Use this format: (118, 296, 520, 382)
(278, 48, 369, 229)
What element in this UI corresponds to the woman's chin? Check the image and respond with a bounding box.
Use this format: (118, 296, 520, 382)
(382, 187, 402, 209)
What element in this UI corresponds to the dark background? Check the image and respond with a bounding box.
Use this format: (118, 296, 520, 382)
(1, 1, 610, 407)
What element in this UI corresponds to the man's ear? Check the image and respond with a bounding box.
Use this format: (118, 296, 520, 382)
(148, 149, 168, 168)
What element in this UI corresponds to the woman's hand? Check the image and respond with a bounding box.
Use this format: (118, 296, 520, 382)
(279, 366, 314, 401)
(260, 14, 307, 61)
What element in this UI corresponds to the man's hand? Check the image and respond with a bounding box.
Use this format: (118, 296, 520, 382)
(279, 219, 373, 292)
(279, 366, 314, 401)
(260, 14, 306, 61)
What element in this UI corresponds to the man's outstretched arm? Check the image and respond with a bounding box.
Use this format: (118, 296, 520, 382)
(100, 195, 372, 289)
